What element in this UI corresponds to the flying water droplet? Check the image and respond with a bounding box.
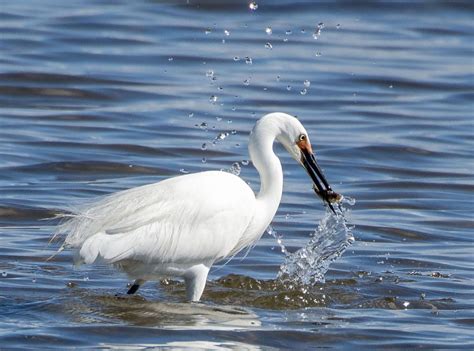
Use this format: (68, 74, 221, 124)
(179, 168, 189, 174)
(213, 131, 229, 144)
(403, 301, 410, 308)
(312, 22, 325, 40)
(216, 116, 222, 121)
(224, 29, 230, 36)
(336, 24, 341, 29)
(188, 112, 194, 118)
(276, 75, 281, 81)
(209, 95, 218, 104)
(206, 70, 214, 78)
(1, 272, 7, 277)
(243, 78, 250, 86)
(199, 122, 208, 130)
(285, 29, 292, 35)
(315, 52, 322, 57)
(201, 157, 207, 163)
(233, 56, 240, 61)
(205, 28, 212, 34)
(168, 57, 174, 61)
(228, 162, 241, 176)
(265, 42, 273, 49)
(245, 56, 253, 64)
(231, 129, 237, 135)
(286, 85, 292, 91)
(301, 28, 306, 34)
(241, 160, 250, 166)
(249, 1, 258, 11)
(201, 143, 207, 150)
(303, 80, 311, 88)
(265, 27, 272, 35)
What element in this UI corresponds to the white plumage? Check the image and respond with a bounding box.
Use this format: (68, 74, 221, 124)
(56, 112, 338, 301)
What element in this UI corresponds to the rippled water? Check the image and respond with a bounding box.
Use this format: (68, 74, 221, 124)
(1, 0, 473, 348)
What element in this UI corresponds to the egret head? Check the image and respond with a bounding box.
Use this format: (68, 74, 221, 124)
(275, 113, 341, 213)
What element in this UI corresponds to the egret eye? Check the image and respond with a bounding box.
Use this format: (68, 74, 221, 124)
(298, 134, 307, 142)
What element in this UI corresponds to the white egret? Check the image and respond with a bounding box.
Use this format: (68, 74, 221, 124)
(56, 112, 340, 301)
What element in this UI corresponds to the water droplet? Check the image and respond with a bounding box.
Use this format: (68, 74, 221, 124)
(217, 86, 223, 91)
(32, 278, 36, 283)
(265, 27, 272, 35)
(227, 119, 232, 124)
(205, 28, 212, 34)
(188, 112, 194, 118)
(245, 56, 253, 64)
(216, 132, 229, 141)
(168, 57, 174, 61)
(201, 143, 207, 150)
(243, 78, 250, 86)
(375, 277, 383, 282)
(300, 88, 307, 95)
(389, 84, 393, 89)
(222, 39, 226, 44)
(303, 79, 311, 88)
(315, 52, 322, 57)
(286, 85, 292, 91)
(179, 168, 189, 174)
(199, 122, 208, 129)
(216, 116, 222, 121)
(276, 75, 281, 81)
(209, 95, 218, 104)
(2, 272, 7, 277)
(231, 129, 237, 135)
(285, 29, 292, 35)
(403, 301, 410, 308)
(336, 24, 341, 29)
(83, 276, 89, 281)
(66, 281, 76, 288)
(233, 56, 240, 61)
(301, 28, 306, 34)
(265, 42, 273, 49)
(201, 157, 207, 163)
(206, 70, 214, 78)
(241, 160, 250, 166)
(224, 29, 230, 36)
(249, 1, 258, 11)
(228, 162, 241, 175)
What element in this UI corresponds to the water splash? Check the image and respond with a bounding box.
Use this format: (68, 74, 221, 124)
(269, 196, 355, 286)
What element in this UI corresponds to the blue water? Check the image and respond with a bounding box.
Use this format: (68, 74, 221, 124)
(1, 0, 473, 348)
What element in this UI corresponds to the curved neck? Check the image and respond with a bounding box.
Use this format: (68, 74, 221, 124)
(248, 123, 283, 219)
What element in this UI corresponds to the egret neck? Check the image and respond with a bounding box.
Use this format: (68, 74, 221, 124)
(248, 117, 284, 236)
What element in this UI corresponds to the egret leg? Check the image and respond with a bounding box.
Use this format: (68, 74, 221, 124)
(127, 279, 146, 295)
(184, 264, 210, 302)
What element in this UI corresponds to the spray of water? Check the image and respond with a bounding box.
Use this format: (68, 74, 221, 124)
(268, 196, 355, 286)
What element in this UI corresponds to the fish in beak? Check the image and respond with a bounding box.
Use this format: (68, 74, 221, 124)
(298, 138, 341, 214)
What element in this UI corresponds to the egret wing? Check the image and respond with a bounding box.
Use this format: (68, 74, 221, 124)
(62, 171, 256, 265)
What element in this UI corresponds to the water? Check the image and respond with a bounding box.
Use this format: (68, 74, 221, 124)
(1, 0, 473, 348)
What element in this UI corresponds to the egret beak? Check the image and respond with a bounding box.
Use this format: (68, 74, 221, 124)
(298, 141, 339, 214)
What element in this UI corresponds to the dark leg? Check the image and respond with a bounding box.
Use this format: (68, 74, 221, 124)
(127, 279, 145, 295)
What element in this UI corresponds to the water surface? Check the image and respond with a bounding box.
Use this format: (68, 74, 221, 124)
(1, 0, 473, 349)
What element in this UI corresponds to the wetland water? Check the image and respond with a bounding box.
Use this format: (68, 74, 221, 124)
(0, 0, 473, 349)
